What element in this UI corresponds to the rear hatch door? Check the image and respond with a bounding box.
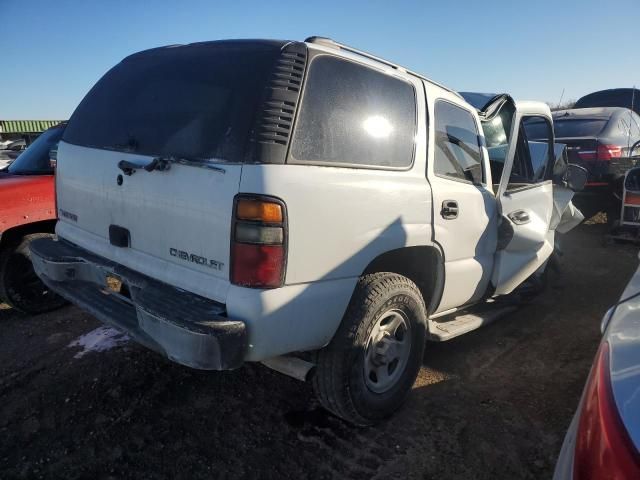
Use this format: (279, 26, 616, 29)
(56, 41, 282, 302)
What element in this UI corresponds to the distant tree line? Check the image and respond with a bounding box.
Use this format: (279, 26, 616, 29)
(547, 99, 576, 111)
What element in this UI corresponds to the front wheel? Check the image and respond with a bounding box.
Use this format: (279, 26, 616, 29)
(0, 233, 67, 314)
(313, 273, 427, 426)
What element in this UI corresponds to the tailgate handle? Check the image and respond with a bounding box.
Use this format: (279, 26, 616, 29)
(118, 158, 171, 176)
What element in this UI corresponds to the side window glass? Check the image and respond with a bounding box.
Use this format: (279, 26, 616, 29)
(618, 118, 631, 136)
(629, 113, 640, 137)
(433, 101, 483, 184)
(290, 55, 417, 168)
(479, 103, 515, 186)
(511, 116, 552, 188)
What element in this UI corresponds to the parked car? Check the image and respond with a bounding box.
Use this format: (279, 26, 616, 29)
(30, 37, 584, 425)
(525, 107, 640, 188)
(0, 123, 66, 313)
(0, 139, 27, 169)
(575, 88, 640, 116)
(553, 255, 640, 479)
(0, 156, 12, 171)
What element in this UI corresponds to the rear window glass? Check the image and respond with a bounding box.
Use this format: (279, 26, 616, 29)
(434, 101, 483, 184)
(63, 43, 279, 161)
(527, 118, 607, 138)
(290, 55, 416, 168)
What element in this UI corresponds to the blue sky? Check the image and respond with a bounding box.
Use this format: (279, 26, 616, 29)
(2, 0, 639, 119)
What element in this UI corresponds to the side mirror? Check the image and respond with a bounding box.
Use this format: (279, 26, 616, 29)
(564, 164, 588, 191)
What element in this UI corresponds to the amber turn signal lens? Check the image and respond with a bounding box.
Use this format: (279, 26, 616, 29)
(236, 199, 283, 223)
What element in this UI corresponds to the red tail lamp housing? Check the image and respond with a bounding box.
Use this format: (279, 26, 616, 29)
(578, 144, 623, 161)
(573, 342, 640, 479)
(231, 195, 287, 288)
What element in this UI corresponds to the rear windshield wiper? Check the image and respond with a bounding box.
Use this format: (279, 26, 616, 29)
(118, 157, 171, 176)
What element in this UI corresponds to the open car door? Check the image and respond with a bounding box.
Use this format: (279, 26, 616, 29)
(488, 101, 556, 295)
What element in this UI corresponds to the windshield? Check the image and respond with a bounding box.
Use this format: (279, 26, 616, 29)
(63, 42, 280, 161)
(7, 126, 64, 175)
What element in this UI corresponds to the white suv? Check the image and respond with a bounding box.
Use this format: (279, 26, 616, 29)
(30, 37, 584, 425)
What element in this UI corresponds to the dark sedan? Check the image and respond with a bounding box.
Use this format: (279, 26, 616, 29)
(527, 107, 640, 188)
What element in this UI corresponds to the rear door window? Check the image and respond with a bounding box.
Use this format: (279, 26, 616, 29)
(290, 55, 416, 169)
(507, 116, 553, 189)
(63, 43, 280, 161)
(433, 100, 484, 184)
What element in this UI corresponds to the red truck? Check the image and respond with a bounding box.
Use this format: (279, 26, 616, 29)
(0, 123, 66, 313)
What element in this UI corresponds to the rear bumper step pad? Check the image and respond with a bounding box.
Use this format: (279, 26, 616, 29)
(30, 238, 246, 370)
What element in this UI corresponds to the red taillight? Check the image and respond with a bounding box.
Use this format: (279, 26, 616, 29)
(574, 342, 640, 479)
(598, 144, 623, 161)
(577, 144, 623, 161)
(232, 244, 284, 287)
(230, 195, 286, 288)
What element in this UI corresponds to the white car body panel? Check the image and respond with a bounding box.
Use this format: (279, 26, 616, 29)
(425, 86, 499, 312)
(492, 103, 556, 296)
(491, 182, 554, 295)
(55, 141, 241, 304)
(551, 185, 585, 233)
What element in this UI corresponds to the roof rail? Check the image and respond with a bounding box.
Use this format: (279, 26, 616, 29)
(304, 36, 461, 97)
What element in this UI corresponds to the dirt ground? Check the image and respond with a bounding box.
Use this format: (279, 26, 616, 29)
(0, 220, 637, 480)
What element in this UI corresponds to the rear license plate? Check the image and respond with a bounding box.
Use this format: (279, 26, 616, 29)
(105, 274, 123, 294)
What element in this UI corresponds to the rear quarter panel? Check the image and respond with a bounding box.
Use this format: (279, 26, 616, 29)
(239, 164, 433, 285)
(234, 145, 433, 360)
(230, 69, 433, 359)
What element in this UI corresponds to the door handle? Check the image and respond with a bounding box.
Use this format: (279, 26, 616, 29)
(508, 210, 530, 225)
(441, 200, 459, 219)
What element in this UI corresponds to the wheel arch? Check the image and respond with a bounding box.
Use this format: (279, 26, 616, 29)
(0, 220, 57, 251)
(362, 245, 444, 315)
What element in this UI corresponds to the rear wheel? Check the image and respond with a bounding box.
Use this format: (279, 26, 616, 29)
(0, 233, 66, 314)
(313, 273, 427, 426)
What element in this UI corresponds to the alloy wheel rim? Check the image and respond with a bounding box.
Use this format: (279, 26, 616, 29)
(364, 309, 412, 394)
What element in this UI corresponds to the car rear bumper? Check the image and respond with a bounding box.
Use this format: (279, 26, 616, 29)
(29, 238, 246, 370)
(576, 158, 637, 186)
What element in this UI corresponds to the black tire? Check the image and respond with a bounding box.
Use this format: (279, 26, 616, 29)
(312, 273, 427, 426)
(0, 233, 67, 314)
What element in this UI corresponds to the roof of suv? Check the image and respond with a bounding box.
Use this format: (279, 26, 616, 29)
(123, 37, 459, 99)
(124, 39, 289, 61)
(303, 36, 459, 95)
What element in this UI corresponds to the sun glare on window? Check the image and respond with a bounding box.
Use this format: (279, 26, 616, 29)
(363, 115, 393, 139)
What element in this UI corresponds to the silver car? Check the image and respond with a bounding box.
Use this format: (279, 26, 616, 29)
(554, 254, 640, 478)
